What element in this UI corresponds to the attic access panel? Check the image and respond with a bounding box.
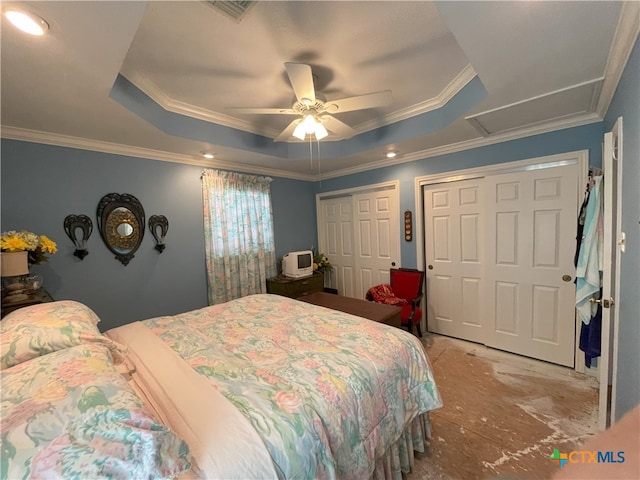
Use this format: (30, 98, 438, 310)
(465, 80, 602, 136)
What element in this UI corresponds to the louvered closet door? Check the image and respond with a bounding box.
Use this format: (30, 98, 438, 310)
(424, 178, 485, 343)
(484, 165, 578, 367)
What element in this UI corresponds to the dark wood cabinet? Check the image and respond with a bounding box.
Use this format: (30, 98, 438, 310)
(266, 274, 324, 299)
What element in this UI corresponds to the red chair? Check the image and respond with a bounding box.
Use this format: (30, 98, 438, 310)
(366, 268, 425, 336)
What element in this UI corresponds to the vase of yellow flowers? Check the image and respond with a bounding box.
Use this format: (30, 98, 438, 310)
(1, 230, 57, 296)
(1, 230, 57, 266)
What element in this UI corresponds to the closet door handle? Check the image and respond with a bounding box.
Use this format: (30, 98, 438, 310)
(590, 297, 614, 308)
(562, 275, 572, 282)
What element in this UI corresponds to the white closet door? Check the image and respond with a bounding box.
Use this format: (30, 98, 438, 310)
(424, 178, 485, 343)
(484, 164, 578, 367)
(352, 188, 400, 299)
(319, 186, 400, 299)
(320, 196, 356, 297)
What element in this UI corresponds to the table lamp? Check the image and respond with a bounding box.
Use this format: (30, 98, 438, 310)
(1, 252, 29, 302)
(1, 252, 30, 277)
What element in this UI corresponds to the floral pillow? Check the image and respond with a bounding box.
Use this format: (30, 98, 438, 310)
(1, 343, 191, 479)
(1, 301, 126, 369)
(1, 300, 101, 327)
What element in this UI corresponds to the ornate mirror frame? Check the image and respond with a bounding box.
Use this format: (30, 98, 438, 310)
(63, 214, 93, 260)
(97, 193, 145, 266)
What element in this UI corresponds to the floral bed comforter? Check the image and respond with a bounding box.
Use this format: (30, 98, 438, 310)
(0, 343, 191, 480)
(130, 294, 442, 479)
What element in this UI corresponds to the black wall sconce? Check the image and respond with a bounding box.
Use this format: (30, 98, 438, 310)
(149, 215, 169, 253)
(63, 214, 93, 260)
(404, 210, 413, 242)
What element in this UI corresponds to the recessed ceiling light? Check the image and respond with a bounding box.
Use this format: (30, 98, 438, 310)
(386, 151, 398, 159)
(5, 9, 49, 36)
(201, 152, 215, 159)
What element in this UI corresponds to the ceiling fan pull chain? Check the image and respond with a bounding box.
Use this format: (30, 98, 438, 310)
(317, 138, 322, 186)
(309, 136, 313, 169)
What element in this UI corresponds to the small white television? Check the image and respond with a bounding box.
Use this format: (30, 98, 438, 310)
(282, 250, 314, 278)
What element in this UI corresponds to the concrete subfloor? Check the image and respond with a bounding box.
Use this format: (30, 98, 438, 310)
(411, 334, 599, 480)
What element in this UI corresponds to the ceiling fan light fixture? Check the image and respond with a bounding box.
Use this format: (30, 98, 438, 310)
(301, 113, 317, 133)
(293, 113, 328, 140)
(315, 123, 328, 140)
(232, 62, 386, 142)
(292, 122, 307, 140)
(5, 9, 49, 36)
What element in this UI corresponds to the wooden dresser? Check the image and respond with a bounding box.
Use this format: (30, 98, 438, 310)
(266, 273, 324, 299)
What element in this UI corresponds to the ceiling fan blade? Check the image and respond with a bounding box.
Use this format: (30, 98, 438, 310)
(321, 115, 356, 139)
(226, 107, 296, 115)
(285, 62, 316, 105)
(274, 118, 300, 142)
(324, 90, 392, 113)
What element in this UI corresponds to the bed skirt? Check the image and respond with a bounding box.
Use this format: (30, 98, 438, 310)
(372, 412, 432, 480)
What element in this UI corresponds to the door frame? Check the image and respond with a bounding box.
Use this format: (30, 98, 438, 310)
(414, 150, 589, 371)
(599, 117, 623, 430)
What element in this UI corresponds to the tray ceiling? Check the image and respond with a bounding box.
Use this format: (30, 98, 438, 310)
(1, 1, 636, 180)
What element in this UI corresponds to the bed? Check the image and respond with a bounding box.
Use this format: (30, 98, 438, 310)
(0, 301, 191, 479)
(2, 294, 442, 479)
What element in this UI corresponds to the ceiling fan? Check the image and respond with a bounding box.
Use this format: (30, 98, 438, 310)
(227, 62, 392, 142)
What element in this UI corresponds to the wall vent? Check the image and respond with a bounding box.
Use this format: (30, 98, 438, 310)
(204, 1, 257, 22)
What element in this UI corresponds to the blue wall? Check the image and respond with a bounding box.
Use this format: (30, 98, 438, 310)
(1, 105, 628, 415)
(0, 121, 606, 334)
(604, 35, 640, 420)
(271, 176, 319, 258)
(0, 140, 317, 330)
(317, 123, 604, 268)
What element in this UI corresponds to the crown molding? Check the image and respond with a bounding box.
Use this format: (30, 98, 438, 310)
(315, 112, 601, 180)
(1, 107, 600, 183)
(0, 125, 315, 181)
(596, 0, 640, 116)
(120, 70, 280, 138)
(122, 64, 477, 140)
(356, 64, 478, 133)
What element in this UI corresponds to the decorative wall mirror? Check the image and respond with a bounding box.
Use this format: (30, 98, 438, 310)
(63, 214, 93, 260)
(97, 193, 145, 266)
(148, 215, 169, 253)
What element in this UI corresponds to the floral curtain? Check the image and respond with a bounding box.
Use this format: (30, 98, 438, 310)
(202, 169, 277, 304)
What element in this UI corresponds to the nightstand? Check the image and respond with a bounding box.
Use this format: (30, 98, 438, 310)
(1, 289, 55, 319)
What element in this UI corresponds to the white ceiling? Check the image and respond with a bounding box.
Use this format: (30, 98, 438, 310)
(1, 1, 637, 180)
